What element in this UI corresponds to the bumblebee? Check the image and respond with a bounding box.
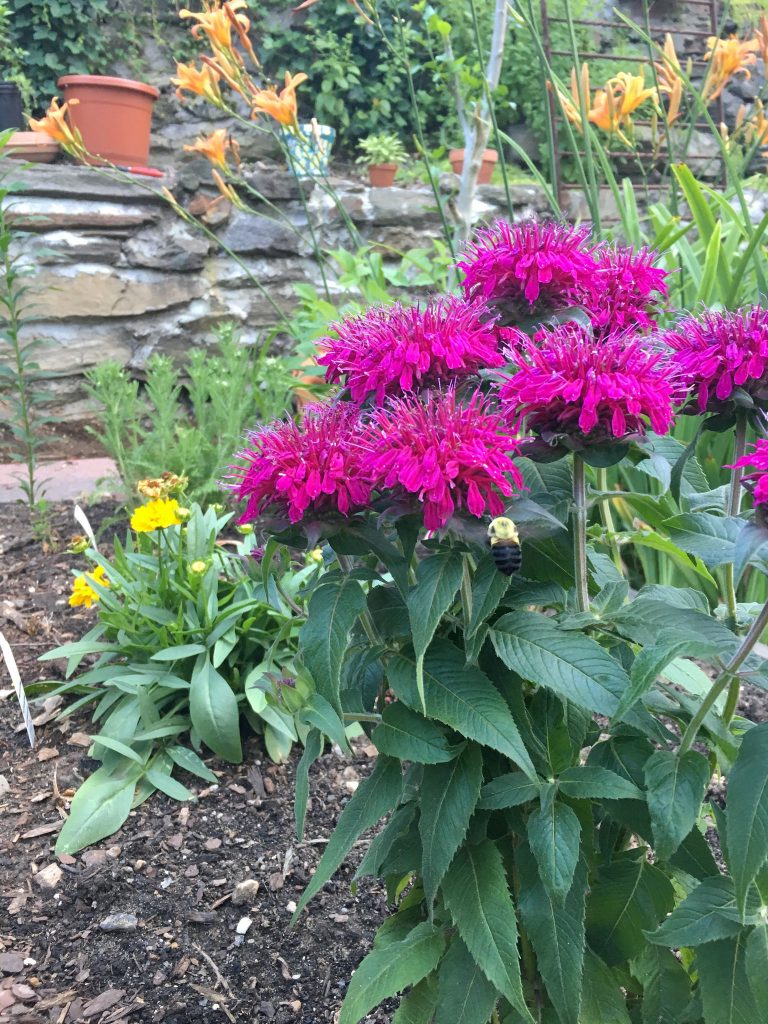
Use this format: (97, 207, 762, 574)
(487, 517, 522, 576)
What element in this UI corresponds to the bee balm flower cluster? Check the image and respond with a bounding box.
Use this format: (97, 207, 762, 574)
(229, 218, 768, 532)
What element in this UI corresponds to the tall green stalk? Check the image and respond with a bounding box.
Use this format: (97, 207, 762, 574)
(572, 455, 590, 612)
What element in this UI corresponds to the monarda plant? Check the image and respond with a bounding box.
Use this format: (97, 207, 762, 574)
(229, 221, 768, 1024)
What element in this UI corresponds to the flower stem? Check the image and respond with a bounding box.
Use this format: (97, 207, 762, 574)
(724, 410, 749, 628)
(678, 595, 768, 754)
(572, 455, 590, 612)
(595, 467, 624, 576)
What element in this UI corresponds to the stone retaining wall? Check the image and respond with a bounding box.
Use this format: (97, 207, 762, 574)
(5, 161, 548, 415)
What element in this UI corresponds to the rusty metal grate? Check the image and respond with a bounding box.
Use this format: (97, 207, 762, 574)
(540, 0, 726, 216)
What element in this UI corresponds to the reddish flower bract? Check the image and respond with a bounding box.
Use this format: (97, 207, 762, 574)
(317, 297, 503, 403)
(663, 307, 768, 412)
(230, 403, 371, 523)
(457, 220, 597, 313)
(364, 389, 527, 531)
(499, 322, 678, 443)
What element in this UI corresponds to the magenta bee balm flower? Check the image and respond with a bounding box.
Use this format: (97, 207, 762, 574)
(317, 297, 503, 404)
(499, 323, 678, 444)
(457, 220, 597, 316)
(729, 439, 768, 507)
(663, 307, 768, 412)
(364, 389, 527, 531)
(580, 246, 668, 333)
(231, 403, 371, 524)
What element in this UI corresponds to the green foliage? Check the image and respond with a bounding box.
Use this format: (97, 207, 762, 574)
(356, 131, 408, 166)
(254, 0, 454, 152)
(10, 0, 115, 113)
(85, 322, 296, 505)
(40, 504, 322, 854)
(0, 129, 57, 511)
(276, 395, 768, 1021)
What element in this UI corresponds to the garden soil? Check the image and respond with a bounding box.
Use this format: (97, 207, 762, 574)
(0, 501, 390, 1024)
(1, 500, 768, 1024)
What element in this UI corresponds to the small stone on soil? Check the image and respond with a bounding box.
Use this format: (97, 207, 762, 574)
(0, 953, 24, 974)
(33, 862, 62, 890)
(231, 878, 260, 906)
(235, 916, 252, 935)
(99, 912, 138, 933)
(0, 775, 9, 797)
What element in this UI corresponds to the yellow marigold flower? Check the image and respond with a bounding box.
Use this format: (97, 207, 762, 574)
(180, 0, 250, 53)
(69, 565, 109, 609)
(251, 72, 308, 128)
(703, 35, 758, 102)
(28, 97, 85, 153)
(130, 498, 183, 533)
(172, 60, 224, 104)
(189, 559, 208, 575)
(183, 128, 236, 169)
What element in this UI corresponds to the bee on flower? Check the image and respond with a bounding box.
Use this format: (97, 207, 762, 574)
(137, 474, 189, 500)
(69, 565, 109, 609)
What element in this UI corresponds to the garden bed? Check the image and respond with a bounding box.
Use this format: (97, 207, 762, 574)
(0, 501, 388, 1024)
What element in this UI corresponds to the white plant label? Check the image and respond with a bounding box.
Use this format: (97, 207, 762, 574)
(0, 630, 35, 747)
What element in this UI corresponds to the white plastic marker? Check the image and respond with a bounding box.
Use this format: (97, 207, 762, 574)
(0, 630, 35, 747)
(74, 503, 98, 551)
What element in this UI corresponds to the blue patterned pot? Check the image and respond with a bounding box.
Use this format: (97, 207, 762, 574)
(282, 122, 335, 178)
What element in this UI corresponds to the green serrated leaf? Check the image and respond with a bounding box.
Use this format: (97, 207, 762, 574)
(490, 611, 632, 718)
(479, 772, 540, 809)
(527, 799, 581, 906)
(293, 755, 402, 919)
(338, 922, 446, 1024)
(645, 750, 710, 861)
(467, 554, 510, 638)
(696, 934, 764, 1024)
(299, 693, 350, 753)
(392, 974, 439, 1024)
(746, 925, 768, 1010)
(372, 702, 458, 764)
(662, 513, 741, 569)
(387, 643, 537, 781)
(726, 721, 768, 915)
(557, 765, 644, 801)
(420, 744, 483, 909)
(442, 840, 533, 1022)
(518, 846, 587, 1024)
(647, 876, 758, 947)
(616, 633, 719, 723)
(408, 550, 464, 711)
(300, 577, 366, 715)
(632, 945, 691, 1024)
(579, 949, 631, 1023)
(586, 857, 674, 966)
(434, 937, 499, 1024)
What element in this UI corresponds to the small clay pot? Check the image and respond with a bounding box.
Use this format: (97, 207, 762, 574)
(449, 148, 498, 185)
(367, 163, 398, 187)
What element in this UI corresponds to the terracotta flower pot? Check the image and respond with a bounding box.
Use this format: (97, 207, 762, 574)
(57, 74, 159, 166)
(449, 148, 499, 185)
(368, 163, 398, 187)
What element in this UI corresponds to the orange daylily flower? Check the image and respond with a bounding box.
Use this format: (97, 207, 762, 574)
(27, 97, 85, 151)
(179, 0, 250, 53)
(655, 34, 685, 125)
(183, 128, 238, 169)
(703, 35, 758, 102)
(172, 60, 224, 104)
(251, 72, 308, 127)
(555, 64, 656, 142)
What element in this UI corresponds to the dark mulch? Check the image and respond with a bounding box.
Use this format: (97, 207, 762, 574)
(0, 501, 389, 1024)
